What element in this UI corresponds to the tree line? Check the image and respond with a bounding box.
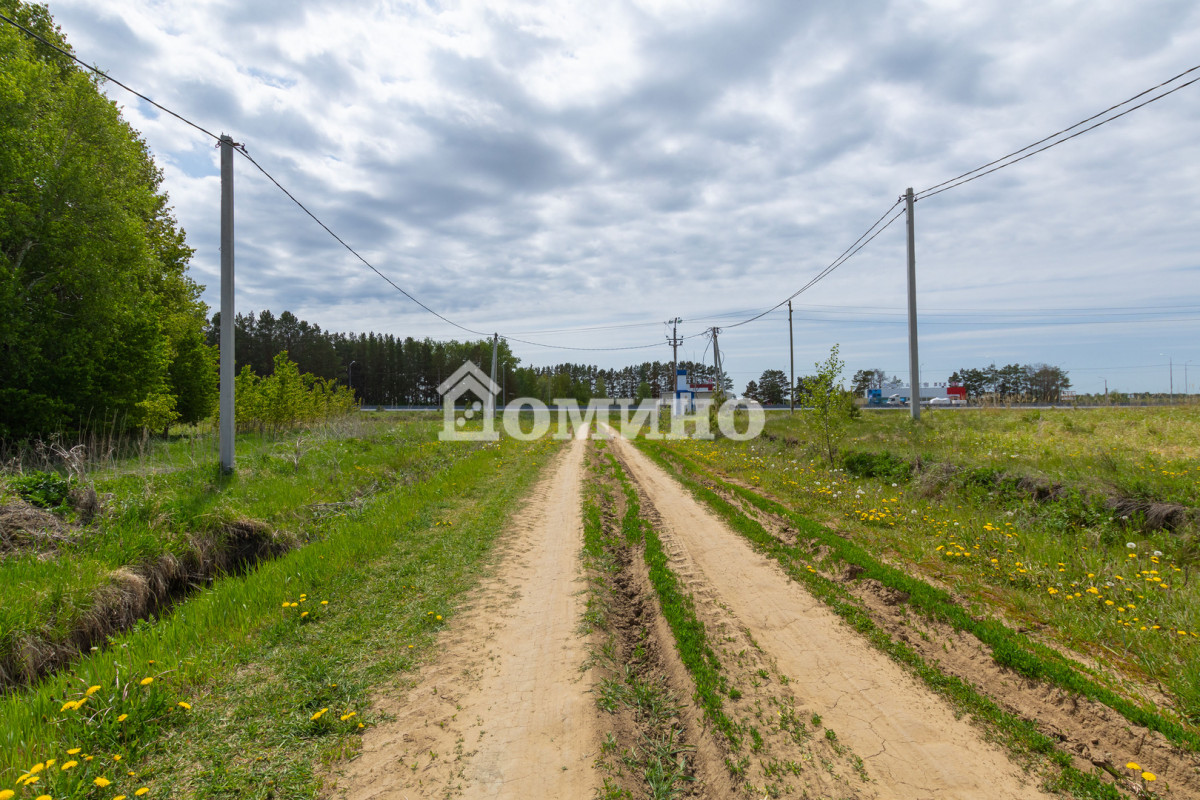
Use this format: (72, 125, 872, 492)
(948, 363, 1071, 403)
(742, 363, 1073, 406)
(214, 309, 739, 407)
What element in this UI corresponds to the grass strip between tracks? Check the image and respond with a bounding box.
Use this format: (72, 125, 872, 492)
(604, 450, 742, 753)
(637, 440, 1142, 799)
(582, 443, 694, 800)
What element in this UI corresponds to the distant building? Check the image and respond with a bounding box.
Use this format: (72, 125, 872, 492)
(674, 369, 714, 413)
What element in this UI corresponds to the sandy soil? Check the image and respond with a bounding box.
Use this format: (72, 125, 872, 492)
(608, 432, 1055, 800)
(333, 433, 600, 799)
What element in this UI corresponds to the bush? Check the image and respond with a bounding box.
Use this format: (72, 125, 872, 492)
(235, 353, 357, 435)
(841, 450, 912, 482)
(8, 471, 72, 510)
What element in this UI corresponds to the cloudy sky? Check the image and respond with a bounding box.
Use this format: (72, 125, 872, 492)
(38, 0, 1200, 395)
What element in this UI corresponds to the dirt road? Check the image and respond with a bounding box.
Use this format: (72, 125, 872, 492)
(334, 428, 1068, 799)
(607, 432, 1053, 799)
(335, 433, 599, 799)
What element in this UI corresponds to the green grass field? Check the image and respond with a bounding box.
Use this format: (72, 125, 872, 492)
(0, 415, 561, 798)
(653, 406, 1200, 728)
(3, 406, 1197, 798)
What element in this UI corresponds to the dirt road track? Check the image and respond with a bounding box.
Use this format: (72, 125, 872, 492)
(335, 434, 599, 799)
(608, 433, 1054, 800)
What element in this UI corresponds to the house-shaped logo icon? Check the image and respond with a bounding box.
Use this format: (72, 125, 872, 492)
(437, 362, 501, 441)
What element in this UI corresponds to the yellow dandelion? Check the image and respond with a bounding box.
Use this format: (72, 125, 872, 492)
(139, 677, 153, 686)
(1142, 772, 1156, 781)
(340, 711, 357, 721)
(135, 789, 150, 796)
(61, 700, 79, 711)
(94, 776, 112, 787)
(177, 702, 191, 710)
(300, 611, 309, 618)
(1126, 762, 1140, 770)
(0, 790, 14, 800)
(86, 684, 102, 696)
(281, 601, 290, 608)
(35, 796, 51, 800)
(29, 764, 45, 775)
(321, 600, 329, 605)
(115, 796, 128, 800)
(67, 748, 81, 755)
(117, 713, 129, 722)
(61, 760, 78, 770)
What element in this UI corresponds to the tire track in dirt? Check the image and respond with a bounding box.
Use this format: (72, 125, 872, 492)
(333, 434, 599, 799)
(609, 433, 1054, 800)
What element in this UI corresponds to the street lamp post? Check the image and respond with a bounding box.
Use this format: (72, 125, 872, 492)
(1186, 361, 1194, 400)
(1099, 377, 1107, 404)
(348, 360, 357, 398)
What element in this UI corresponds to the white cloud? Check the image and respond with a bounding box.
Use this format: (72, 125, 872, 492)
(38, 0, 1200, 394)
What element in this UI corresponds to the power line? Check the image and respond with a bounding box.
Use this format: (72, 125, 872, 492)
(1, 13, 676, 354)
(0, 11, 221, 142)
(235, 148, 494, 338)
(722, 200, 905, 330)
(916, 63, 1200, 200)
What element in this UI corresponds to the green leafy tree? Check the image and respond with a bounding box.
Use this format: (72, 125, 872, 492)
(743, 380, 759, 402)
(798, 345, 854, 466)
(0, 1, 209, 438)
(235, 352, 356, 435)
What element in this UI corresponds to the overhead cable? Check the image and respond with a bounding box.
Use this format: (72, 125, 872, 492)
(0, 11, 222, 142)
(916, 64, 1200, 200)
(724, 201, 905, 330)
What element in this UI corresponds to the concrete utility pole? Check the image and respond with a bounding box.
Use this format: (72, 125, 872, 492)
(667, 317, 682, 413)
(219, 134, 236, 473)
(788, 300, 795, 413)
(905, 187, 921, 422)
(1160, 353, 1173, 404)
(711, 327, 724, 400)
(490, 333, 499, 416)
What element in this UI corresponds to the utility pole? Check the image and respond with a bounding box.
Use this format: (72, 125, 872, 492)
(711, 327, 724, 400)
(490, 333, 499, 416)
(1160, 353, 1173, 404)
(905, 187, 921, 422)
(667, 317, 682, 414)
(788, 300, 795, 413)
(219, 134, 236, 473)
